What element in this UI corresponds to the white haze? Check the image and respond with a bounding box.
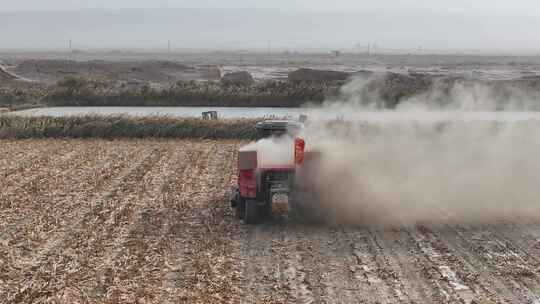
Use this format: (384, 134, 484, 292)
(327, 77, 540, 112)
(2, 8, 540, 52)
(3, 0, 540, 16)
(301, 119, 540, 226)
(270, 77, 540, 226)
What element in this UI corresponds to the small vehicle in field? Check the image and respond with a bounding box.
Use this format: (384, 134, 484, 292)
(230, 120, 309, 224)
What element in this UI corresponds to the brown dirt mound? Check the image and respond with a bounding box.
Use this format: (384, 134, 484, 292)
(12, 59, 218, 83)
(288, 68, 351, 83)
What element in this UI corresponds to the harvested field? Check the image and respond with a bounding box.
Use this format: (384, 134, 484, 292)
(2, 139, 540, 303)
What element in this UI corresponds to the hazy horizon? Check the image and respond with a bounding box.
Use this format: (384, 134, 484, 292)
(2, 0, 540, 16)
(1, 4, 540, 54)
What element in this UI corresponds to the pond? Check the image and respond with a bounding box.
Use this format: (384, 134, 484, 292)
(9, 106, 540, 123)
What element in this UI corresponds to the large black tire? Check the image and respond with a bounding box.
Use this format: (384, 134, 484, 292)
(244, 199, 260, 225)
(236, 197, 246, 219)
(256, 203, 272, 220)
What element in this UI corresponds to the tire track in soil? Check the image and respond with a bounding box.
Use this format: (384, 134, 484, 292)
(280, 227, 314, 304)
(365, 227, 447, 303)
(241, 223, 448, 303)
(240, 223, 285, 303)
(297, 226, 404, 304)
(403, 226, 474, 304)
(493, 221, 540, 280)
(238, 186, 320, 302)
(298, 226, 359, 304)
(7, 143, 162, 304)
(430, 205, 540, 303)
(241, 223, 319, 304)
(382, 226, 476, 304)
(296, 226, 393, 304)
(241, 210, 440, 303)
(347, 227, 419, 304)
(241, 223, 315, 304)
(400, 205, 517, 303)
(240, 224, 407, 303)
(412, 223, 538, 304)
(443, 223, 540, 303)
(364, 229, 415, 303)
(489, 219, 540, 266)
(494, 220, 540, 261)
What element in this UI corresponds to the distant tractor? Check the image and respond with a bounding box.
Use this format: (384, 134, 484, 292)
(230, 120, 311, 224)
(202, 111, 218, 120)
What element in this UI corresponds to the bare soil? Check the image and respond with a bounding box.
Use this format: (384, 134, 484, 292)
(1, 139, 540, 303)
(3, 51, 540, 83)
(0, 65, 20, 81)
(7, 60, 220, 84)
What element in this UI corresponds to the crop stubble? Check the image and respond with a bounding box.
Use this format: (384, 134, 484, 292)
(1, 139, 540, 303)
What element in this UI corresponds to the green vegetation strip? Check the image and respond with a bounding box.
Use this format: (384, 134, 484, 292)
(43, 78, 338, 108)
(0, 116, 259, 139)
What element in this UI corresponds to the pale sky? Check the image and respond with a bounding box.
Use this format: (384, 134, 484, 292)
(1, 0, 540, 52)
(1, 0, 540, 16)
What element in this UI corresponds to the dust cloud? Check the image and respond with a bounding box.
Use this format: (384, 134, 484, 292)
(242, 77, 540, 225)
(297, 77, 540, 226)
(326, 76, 540, 112)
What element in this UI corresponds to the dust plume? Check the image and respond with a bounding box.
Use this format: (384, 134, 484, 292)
(297, 76, 540, 226)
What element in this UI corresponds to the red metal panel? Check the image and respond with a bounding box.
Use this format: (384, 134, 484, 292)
(239, 169, 257, 198)
(295, 137, 306, 165)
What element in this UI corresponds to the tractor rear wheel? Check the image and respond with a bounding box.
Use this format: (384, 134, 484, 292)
(244, 199, 260, 225)
(260, 204, 272, 219)
(236, 198, 246, 219)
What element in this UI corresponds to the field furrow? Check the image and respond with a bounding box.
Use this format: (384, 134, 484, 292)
(3, 139, 540, 304)
(0, 140, 75, 185)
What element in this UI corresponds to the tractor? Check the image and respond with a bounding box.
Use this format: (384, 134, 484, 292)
(230, 120, 310, 224)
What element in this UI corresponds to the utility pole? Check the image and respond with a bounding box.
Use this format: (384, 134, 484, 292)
(167, 40, 171, 53)
(267, 40, 271, 56)
(68, 39, 73, 60)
